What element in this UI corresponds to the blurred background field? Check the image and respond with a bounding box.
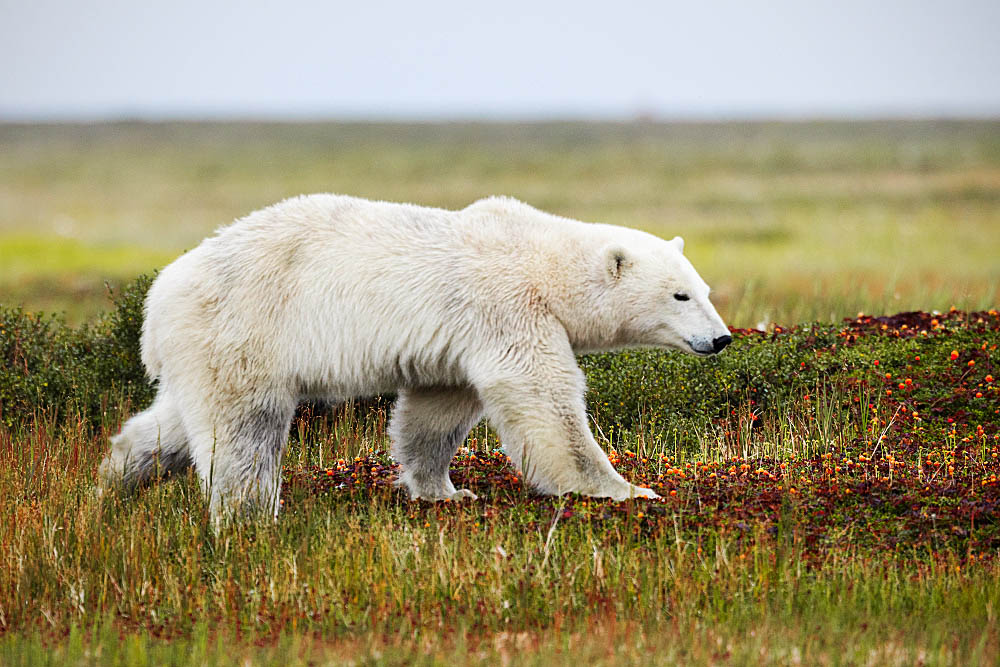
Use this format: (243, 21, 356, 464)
(1, 119, 998, 326)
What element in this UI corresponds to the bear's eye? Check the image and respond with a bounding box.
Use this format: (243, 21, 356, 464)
(674, 293, 690, 302)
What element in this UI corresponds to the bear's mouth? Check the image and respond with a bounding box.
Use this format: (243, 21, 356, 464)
(686, 341, 716, 356)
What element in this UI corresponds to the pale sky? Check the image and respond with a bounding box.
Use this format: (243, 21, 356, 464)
(2, 0, 998, 120)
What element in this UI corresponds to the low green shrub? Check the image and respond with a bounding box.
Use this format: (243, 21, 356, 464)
(0, 275, 154, 430)
(583, 311, 999, 442)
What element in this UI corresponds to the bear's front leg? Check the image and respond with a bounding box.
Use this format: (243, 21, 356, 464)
(389, 386, 484, 501)
(474, 334, 659, 501)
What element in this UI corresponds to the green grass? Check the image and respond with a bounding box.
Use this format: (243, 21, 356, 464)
(2, 120, 999, 325)
(2, 414, 998, 665)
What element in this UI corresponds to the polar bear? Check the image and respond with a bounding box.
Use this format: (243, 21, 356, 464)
(98, 194, 731, 520)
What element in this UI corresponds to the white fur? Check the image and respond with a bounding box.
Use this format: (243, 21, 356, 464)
(98, 194, 730, 520)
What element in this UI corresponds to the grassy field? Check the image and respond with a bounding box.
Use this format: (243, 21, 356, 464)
(2, 307, 999, 665)
(1, 120, 999, 324)
(1, 121, 999, 664)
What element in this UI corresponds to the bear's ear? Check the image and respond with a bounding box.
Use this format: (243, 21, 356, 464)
(605, 245, 631, 281)
(670, 236, 685, 253)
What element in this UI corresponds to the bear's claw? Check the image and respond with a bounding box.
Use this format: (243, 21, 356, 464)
(606, 484, 660, 501)
(449, 488, 478, 501)
(412, 488, 478, 502)
(394, 475, 479, 502)
(629, 485, 661, 500)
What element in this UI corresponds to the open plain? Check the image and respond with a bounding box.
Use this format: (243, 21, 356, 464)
(1, 121, 999, 665)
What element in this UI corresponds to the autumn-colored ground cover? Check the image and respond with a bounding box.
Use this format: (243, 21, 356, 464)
(287, 309, 1000, 565)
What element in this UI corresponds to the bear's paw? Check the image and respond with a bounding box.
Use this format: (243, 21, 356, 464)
(606, 484, 661, 502)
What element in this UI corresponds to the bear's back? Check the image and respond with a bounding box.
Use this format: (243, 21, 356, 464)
(201, 195, 445, 257)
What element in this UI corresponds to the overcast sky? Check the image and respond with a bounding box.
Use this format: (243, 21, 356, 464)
(2, 0, 998, 120)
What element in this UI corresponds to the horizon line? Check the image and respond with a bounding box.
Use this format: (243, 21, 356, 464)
(3, 109, 1000, 125)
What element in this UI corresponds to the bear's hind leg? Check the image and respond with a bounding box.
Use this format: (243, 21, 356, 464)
(389, 387, 483, 501)
(186, 400, 295, 523)
(98, 391, 191, 496)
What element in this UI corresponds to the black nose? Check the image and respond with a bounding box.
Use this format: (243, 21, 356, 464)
(712, 335, 732, 353)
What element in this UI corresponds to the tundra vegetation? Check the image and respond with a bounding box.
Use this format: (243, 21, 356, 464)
(1, 121, 999, 665)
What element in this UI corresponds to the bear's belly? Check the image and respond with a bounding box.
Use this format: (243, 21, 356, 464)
(293, 352, 468, 403)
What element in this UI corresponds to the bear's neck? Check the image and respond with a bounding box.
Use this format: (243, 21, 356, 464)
(534, 239, 621, 354)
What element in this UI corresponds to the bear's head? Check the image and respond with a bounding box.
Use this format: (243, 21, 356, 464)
(600, 234, 731, 356)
